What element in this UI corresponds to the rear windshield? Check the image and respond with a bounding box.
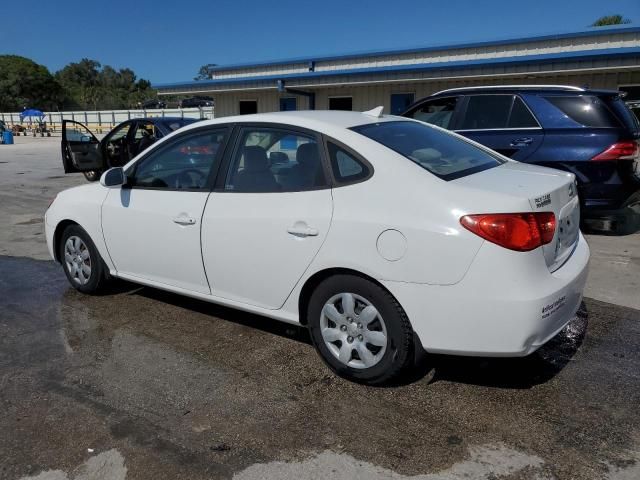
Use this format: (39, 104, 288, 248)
(352, 121, 505, 181)
(607, 97, 640, 137)
(544, 95, 621, 128)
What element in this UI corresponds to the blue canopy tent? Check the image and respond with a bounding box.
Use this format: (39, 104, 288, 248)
(19, 109, 46, 122)
(19, 109, 51, 137)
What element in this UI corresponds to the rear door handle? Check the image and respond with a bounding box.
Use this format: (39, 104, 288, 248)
(173, 216, 197, 226)
(510, 137, 533, 147)
(287, 225, 319, 237)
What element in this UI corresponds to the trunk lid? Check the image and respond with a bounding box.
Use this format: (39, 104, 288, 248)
(454, 161, 580, 271)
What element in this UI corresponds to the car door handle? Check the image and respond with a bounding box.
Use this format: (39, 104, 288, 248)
(510, 137, 533, 147)
(173, 216, 197, 226)
(287, 225, 319, 237)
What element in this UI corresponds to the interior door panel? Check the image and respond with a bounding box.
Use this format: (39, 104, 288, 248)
(61, 120, 103, 173)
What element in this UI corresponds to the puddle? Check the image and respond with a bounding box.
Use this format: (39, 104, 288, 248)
(233, 444, 548, 479)
(19, 449, 126, 480)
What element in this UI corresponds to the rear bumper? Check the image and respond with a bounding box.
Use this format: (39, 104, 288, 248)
(382, 233, 590, 357)
(582, 196, 640, 234)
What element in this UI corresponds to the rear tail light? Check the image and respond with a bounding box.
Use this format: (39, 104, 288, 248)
(460, 212, 556, 252)
(591, 141, 639, 161)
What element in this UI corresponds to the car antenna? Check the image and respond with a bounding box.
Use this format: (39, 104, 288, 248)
(363, 106, 384, 118)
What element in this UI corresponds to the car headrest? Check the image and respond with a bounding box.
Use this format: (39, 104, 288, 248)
(296, 143, 319, 167)
(243, 146, 269, 172)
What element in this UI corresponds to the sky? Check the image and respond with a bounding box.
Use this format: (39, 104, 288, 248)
(2, 0, 639, 85)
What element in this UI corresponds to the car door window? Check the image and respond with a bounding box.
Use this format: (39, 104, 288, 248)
(459, 95, 513, 130)
(129, 129, 226, 190)
(226, 128, 326, 192)
(406, 97, 459, 128)
(327, 142, 371, 184)
(508, 97, 539, 128)
(132, 121, 158, 156)
(104, 122, 131, 166)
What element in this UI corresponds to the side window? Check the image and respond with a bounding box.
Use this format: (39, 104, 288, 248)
(134, 122, 155, 140)
(407, 97, 458, 129)
(108, 123, 131, 142)
(459, 95, 512, 130)
(544, 95, 620, 128)
(327, 142, 370, 183)
(226, 128, 325, 192)
(508, 97, 539, 128)
(129, 130, 226, 190)
(132, 122, 158, 156)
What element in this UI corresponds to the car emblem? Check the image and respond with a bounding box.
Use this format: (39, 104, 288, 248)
(568, 182, 575, 198)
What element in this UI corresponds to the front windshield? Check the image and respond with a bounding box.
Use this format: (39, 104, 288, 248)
(351, 120, 505, 181)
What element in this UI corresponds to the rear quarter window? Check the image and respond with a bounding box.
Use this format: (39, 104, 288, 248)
(352, 121, 505, 181)
(544, 96, 621, 128)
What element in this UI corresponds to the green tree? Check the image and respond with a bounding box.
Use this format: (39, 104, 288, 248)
(0, 55, 63, 111)
(55, 59, 102, 109)
(194, 64, 213, 81)
(591, 15, 631, 27)
(55, 59, 156, 110)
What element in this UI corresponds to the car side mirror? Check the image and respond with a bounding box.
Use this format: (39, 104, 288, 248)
(100, 167, 126, 188)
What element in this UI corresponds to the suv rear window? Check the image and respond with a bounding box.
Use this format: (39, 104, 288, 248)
(352, 121, 504, 181)
(544, 96, 621, 128)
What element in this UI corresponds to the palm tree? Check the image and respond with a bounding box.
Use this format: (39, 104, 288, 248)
(591, 15, 631, 27)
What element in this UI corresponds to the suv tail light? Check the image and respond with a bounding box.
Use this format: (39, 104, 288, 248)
(591, 141, 639, 161)
(460, 212, 556, 252)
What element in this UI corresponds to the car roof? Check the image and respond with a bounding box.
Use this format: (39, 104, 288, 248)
(177, 110, 401, 134)
(133, 117, 196, 123)
(428, 85, 622, 97)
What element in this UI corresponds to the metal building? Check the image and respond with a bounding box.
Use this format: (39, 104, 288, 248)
(155, 25, 640, 117)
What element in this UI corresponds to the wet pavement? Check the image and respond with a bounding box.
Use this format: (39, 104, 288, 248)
(2, 255, 640, 479)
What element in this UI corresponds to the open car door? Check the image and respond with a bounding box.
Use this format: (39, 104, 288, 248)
(61, 120, 104, 173)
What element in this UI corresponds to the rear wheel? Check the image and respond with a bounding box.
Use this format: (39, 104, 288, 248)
(83, 170, 101, 182)
(307, 274, 414, 385)
(59, 225, 108, 294)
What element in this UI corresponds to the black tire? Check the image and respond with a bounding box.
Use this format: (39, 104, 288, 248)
(59, 225, 108, 294)
(307, 274, 414, 385)
(83, 170, 101, 182)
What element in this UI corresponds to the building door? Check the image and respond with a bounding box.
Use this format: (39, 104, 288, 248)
(280, 97, 297, 111)
(239, 100, 258, 115)
(329, 97, 352, 111)
(391, 93, 415, 115)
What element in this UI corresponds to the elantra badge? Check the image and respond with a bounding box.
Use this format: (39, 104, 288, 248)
(535, 193, 551, 208)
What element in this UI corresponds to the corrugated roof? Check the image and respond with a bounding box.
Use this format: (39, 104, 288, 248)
(154, 46, 640, 90)
(205, 25, 640, 72)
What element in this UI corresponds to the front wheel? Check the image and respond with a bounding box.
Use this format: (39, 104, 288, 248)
(307, 275, 414, 385)
(83, 170, 102, 182)
(59, 225, 108, 294)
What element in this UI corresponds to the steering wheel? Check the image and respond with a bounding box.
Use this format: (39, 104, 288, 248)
(175, 169, 207, 189)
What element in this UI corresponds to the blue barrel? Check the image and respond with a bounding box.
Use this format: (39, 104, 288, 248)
(2, 131, 14, 144)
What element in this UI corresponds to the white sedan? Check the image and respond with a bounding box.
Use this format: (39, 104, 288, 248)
(46, 109, 589, 384)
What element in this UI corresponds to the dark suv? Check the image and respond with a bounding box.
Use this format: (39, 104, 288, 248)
(179, 96, 214, 108)
(402, 86, 640, 233)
